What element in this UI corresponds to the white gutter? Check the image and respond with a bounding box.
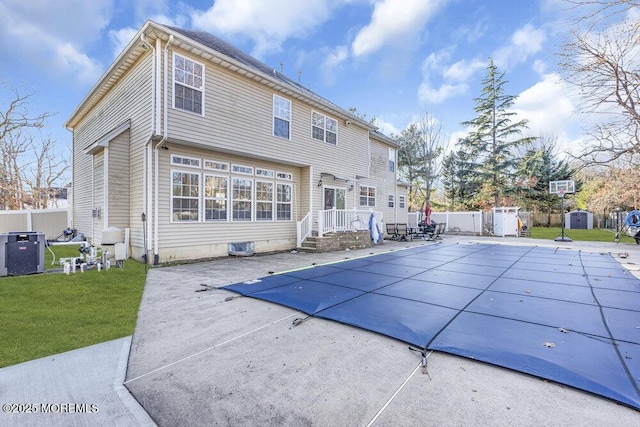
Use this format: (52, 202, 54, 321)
(153, 34, 173, 264)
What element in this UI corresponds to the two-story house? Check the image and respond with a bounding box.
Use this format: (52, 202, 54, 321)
(65, 20, 407, 264)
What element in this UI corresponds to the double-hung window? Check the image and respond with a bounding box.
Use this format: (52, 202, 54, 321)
(277, 183, 292, 220)
(388, 194, 394, 208)
(312, 111, 337, 145)
(273, 95, 291, 139)
(389, 148, 396, 172)
(359, 185, 376, 207)
(174, 54, 204, 115)
(172, 171, 200, 221)
(204, 175, 228, 221)
(255, 181, 274, 220)
(232, 178, 252, 221)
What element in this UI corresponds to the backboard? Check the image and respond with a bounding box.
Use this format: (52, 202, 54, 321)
(549, 180, 575, 196)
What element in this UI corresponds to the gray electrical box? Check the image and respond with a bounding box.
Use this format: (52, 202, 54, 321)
(0, 232, 46, 277)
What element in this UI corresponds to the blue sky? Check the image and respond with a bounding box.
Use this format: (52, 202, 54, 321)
(0, 0, 623, 165)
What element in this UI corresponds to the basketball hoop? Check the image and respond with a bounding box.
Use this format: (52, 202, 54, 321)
(558, 189, 566, 198)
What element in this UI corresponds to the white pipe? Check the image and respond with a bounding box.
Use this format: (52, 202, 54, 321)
(91, 155, 94, 243)
(154, 37, 162, 135)
(153, 34, 173, 264)
(103, 146, 109, 227)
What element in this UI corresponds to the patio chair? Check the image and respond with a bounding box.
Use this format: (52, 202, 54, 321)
(396, 223, 410, 241)
(386, 223, 398, 240)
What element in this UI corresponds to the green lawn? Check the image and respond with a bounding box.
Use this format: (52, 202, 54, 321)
(0, 244, 147, 368)
(529, 227, 637, 244)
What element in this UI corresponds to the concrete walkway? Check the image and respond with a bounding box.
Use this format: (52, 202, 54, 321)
(2, 236, 639, 426)
(0, 336, 154, 427)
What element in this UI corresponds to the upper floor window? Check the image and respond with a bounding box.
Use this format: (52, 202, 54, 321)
(312, 111, 337, 145)
(389, 148, 396, 172)
(399, 195, 406, 209)
(273, 95, 291, 139)
(174, 54, 204, 115)
(359, 185, 376, 207)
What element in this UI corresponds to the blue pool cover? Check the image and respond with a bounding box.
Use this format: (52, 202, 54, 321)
(224, 243, 640, 410)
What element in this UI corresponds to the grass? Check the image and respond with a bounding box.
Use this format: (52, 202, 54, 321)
(0, 244, 147, 368)
(529, 227, 637, 244)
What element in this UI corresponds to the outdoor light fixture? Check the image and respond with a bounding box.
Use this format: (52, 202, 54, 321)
(348, 184, 354, 191)
(317, 179, 323, 187)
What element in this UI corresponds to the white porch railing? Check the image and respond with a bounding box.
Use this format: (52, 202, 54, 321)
(317, 208, 382, 237)
(296, 211, 312, 247)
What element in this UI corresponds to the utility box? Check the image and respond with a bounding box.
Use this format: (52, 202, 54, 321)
(0, 232, 45, 277)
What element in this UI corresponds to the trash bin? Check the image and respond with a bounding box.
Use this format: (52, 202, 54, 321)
(0, 232, 46, 277)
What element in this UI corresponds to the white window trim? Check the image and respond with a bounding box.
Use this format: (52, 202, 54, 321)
(273, 94, 291, 140)
(170, 169, 201, 223)
(359, 185, 376, 208)
(276, 182, 293, 221)
(388, 194, 395, 208)
(203, 159, 229, 172)
(255, 180, 275, 221)
(399, 195, 406, 209)
(276, 171, 293, 180)
(170, 154, 201, 169)
(203, 174, 229, 222)
(173, 53, 205, 116)
(389, 148, 396, 173)
(231, 164, 254, 175)
(256, 168, 275, 178)
(311, 110, 338, 145)
(231, 177, 253, 222)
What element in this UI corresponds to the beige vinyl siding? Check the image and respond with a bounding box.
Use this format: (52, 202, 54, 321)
(93, 152, 104, 245)
(72, 53, 153, 246)
(361, 139, 397, 224)
(166, 47, 369, 179)
(108, 130, 130, 230)
(154, 146, 300, 261)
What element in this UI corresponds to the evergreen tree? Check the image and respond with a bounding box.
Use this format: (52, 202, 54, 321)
(460, 59, 535, 207)
(515, 139, 578, 225)
(441, 147, 481, 210)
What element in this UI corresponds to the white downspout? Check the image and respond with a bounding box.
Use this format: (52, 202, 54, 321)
(153, 34, 173, 265)
(103, 147, 109, 228)
(140, 33, 156, 264)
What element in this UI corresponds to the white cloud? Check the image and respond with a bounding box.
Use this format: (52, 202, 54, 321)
(512, 73, 576, 137)
(351, 0, 448, 58)
(320, 45, 349, 86)
(493, 23, 546, 69)
(0, 0, 112, 83)
(191, 0, 344, 58)
(443, 58, 486, 82)
(418, 82, 468, 104)
(416, 48, 481, 105)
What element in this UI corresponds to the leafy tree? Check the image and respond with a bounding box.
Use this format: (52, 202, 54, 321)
(459, 59, 535, 207)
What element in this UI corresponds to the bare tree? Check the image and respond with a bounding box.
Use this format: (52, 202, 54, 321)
(397, 112, 448, 211)
(0, 82, 53, 144)
(23, 137, 70, 209)
(0, 83, 62, 210)
(560, 1, 640, 164)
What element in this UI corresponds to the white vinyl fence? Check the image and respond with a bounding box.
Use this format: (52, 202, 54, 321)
(0, 208, 70, 240)
(408, 211, 483, 235)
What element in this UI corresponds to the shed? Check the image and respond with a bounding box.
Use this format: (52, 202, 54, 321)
(565, 210, 593, 229)
(493, 207, 519, 237)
